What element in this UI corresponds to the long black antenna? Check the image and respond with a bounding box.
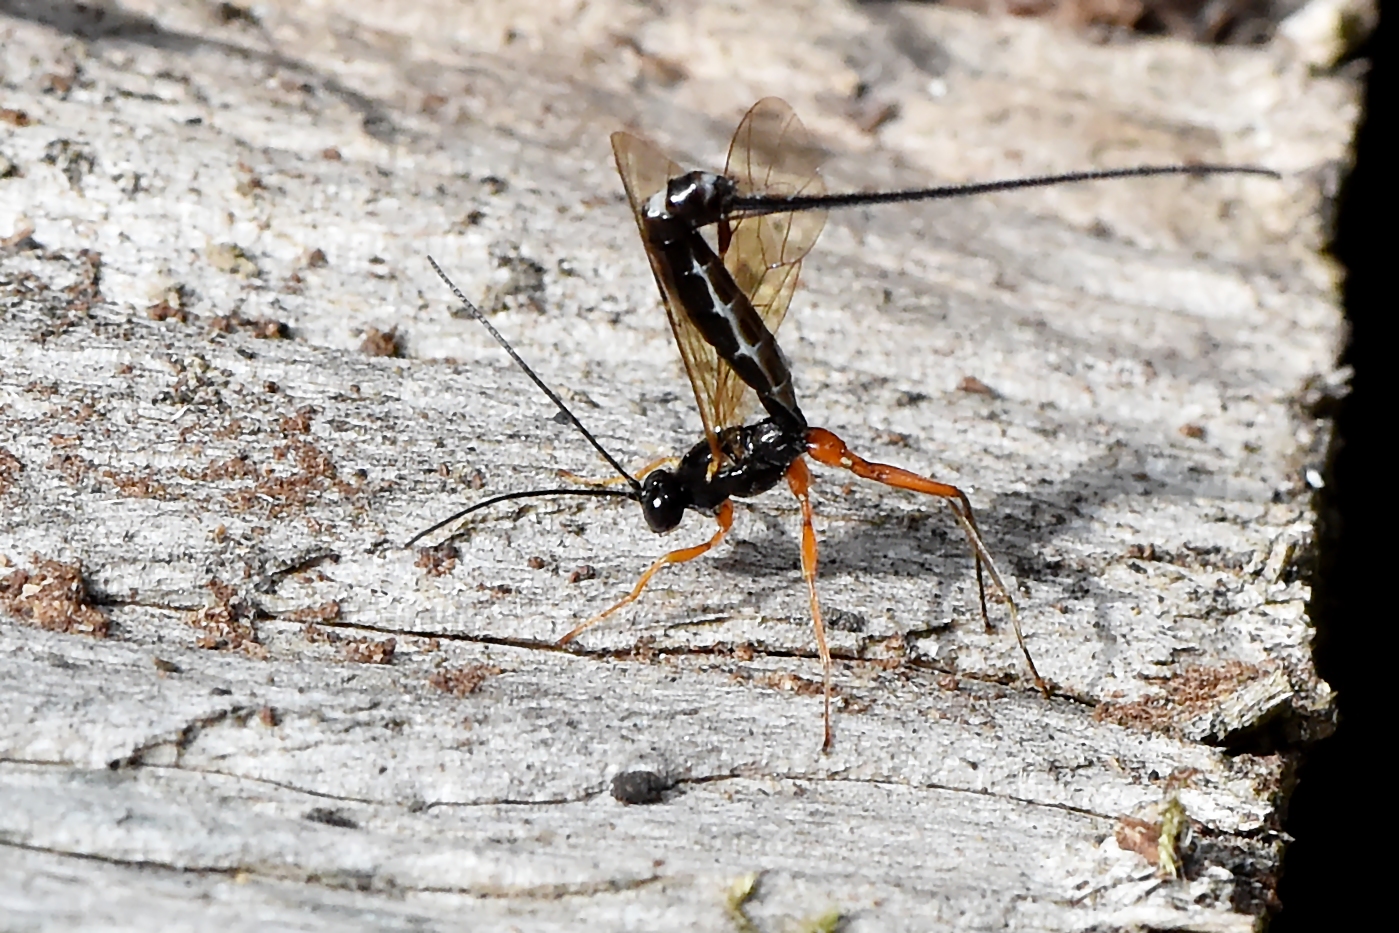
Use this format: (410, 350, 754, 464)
(426, 256, 641, 491)
(405, 487, 635, 547)
(729, 164, 1281, 219)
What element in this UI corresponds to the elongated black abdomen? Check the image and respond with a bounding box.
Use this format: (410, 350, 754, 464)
(642, 206, 805, 431)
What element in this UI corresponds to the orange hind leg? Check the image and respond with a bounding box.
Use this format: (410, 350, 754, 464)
(804, 427, 1047, 696)
(784, 457, 834, 751)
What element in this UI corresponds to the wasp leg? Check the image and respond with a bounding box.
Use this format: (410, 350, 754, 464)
(804, 427, 1047, 697)
(557, 500, 734, 645)
(558, 456, 680, 487)
(785, 457, 834, 752)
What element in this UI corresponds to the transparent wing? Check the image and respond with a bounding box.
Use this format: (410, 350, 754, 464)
(612, 130, 733, 447)
(716, 98, 828, 418)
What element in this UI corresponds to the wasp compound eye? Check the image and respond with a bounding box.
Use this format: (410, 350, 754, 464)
(640, 470, 687, 533)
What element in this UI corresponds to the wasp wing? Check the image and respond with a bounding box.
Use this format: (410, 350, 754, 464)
(612, 129, 735, 450)
(717, 98, 828, 425)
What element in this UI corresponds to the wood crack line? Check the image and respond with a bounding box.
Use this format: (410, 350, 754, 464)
(2, 757, 1206, 834)
(254, 616, 1096, 707)
(0, 838, 665, 899)
(87, 597, 1092, 708)
(682, 771, 1124, 825)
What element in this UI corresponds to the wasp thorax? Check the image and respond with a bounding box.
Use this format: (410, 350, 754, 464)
(664, 171, 735, 224)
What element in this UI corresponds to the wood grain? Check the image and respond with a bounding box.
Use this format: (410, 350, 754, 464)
(0, 0, 1353, 928)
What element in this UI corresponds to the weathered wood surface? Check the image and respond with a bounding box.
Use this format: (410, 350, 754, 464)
(0, 0, 1353, 929)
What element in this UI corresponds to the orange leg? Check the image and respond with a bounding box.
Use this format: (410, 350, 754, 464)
(558, 456, 679, 488)
(785, 458, 835, 751)
(805, 427, 1047, 697)
(557, 500, 734, 645)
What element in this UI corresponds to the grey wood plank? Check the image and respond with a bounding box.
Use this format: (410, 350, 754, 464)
(0, 0, 1354, 928)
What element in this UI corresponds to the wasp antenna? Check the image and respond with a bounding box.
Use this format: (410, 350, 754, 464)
(426, 256, 641, 492)
(406, 486, 637, 547)
(730, 164, 1282, 218)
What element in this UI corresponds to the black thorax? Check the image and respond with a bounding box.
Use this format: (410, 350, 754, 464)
(639, 419, 807, 532)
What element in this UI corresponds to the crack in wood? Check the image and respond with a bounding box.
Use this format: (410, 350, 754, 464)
(0, 838, 666, 899)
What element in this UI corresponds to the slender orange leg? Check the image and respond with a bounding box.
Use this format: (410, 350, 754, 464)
(805, 427, 1048, 696)
(785, 457, 834, 751)
(557, 500, 734, 645)
(558, 457, 679, 487)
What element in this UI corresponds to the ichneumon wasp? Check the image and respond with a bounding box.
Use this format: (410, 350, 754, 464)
(414, 98, 1278, 749)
